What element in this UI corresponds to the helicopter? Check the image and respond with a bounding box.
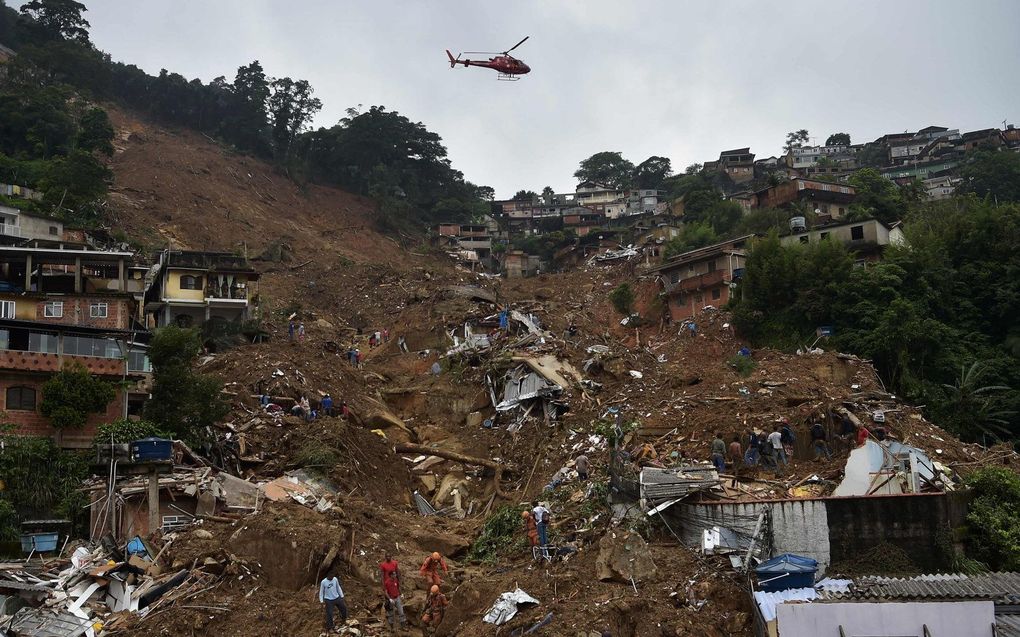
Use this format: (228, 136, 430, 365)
(446, 36, 531, 80)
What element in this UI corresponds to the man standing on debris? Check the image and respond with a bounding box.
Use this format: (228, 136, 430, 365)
(422, 584, 449, 632)
(298, 321, 306, 342)
(838, 413, 857, 452)
(575, 453, 590, 481)
(710, 433, 726, 472)
(768, 425, 788, 468)
(811, 422, 832, 460)
(532, 500, 551, 547)
(318, 569, 348, 632)
(744, 430, 761, 466)
(728, 435, 742, 470)
(380, 553, 407, 631)
(321, 394, 334, 417)
(288, 319, 296, 342)
(419, 552, 449, 587)
(780, 419, 796, 459)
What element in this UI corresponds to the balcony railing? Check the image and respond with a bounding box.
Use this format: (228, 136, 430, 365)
(205, 286, 248, 300)
(0, 224, 22, 237)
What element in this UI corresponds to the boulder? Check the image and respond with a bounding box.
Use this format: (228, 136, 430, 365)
(595, 530, 657, 583)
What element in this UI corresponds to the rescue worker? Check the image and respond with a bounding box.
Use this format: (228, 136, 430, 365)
(522, 510, 539, 549)
(419, 552, 448, 587)
(421, 584, 448, 633)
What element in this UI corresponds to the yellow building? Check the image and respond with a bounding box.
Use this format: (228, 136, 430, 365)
(143, 251, 259, 329)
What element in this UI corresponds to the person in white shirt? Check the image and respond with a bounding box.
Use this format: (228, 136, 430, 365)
(532, 501, 551, 546)
(318, 571, 347, 631)
(767, 425, 787, 469)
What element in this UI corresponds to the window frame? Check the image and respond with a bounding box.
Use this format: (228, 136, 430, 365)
(179, 275, 203, 291)
(90, 302, 109, 319)
(6, 386, 37, 411)
(850, 225, 865, 241)
(43, 301, 63, 318)
(0, 300, 14, 319)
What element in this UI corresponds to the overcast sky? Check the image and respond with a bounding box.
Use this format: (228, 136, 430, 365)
(78, 0, 1020, 198)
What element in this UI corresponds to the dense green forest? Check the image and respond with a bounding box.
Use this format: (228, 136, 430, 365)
(0, 0, 490, 229)
(730, 193, 1020, 444)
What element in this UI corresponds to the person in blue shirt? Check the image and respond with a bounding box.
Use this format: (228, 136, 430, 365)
(321, 394, 334, 417)
(318, 570, 347, 631)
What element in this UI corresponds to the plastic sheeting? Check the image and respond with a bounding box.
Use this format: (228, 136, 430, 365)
(482, 587, 539, 625)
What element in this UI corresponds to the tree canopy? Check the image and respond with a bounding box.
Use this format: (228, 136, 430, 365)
(574, 151, 634, 189)
(783, 129, 810, 152)
(825, 132, 851, 146)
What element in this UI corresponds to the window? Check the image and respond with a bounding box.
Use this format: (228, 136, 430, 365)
(820, 232, 829, 241)
(29, 332, 58, 353)
(6, 386, 36, 411)
(851, 225, 864, 241)
(90, 302, 108, 318)
(43, 301, 63, 318)
(128, 350, 151, 373)
(799, 236, 809, 244)
(838, 207, 845, 215)
(688, 265, 695, 275)
(0, 300, 14, 319)
(49, 226, 58, 236)
(179, 275, 203, 290)
(712, 288, 721, 300)
(64, 335, 120, 358)
(695, 293, 704, 304)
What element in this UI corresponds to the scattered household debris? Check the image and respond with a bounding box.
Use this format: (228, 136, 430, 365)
(482, 588, 540, 625)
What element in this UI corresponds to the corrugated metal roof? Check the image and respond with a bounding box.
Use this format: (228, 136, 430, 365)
(828, 572, 1020, 603)
(997, 614, 1020, 637)
(753, 587, 816, 622)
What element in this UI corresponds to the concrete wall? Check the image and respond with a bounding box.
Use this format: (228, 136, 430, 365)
(776, 600, 995, 637)
(671, 492, 967, 576)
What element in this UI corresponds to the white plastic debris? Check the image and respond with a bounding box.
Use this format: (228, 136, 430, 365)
(629, 370, 643, 379)
(483, 588, 540, 625)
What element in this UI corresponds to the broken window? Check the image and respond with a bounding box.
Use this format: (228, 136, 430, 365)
(851, 225, 864, 240)
(6, 386, 36, 411)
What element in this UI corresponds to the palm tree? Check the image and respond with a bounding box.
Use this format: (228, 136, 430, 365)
(941, 361, 1016, 441)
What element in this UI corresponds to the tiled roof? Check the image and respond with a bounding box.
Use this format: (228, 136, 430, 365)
(997, 614, 1020, 637)
(828, 573, 1020, 604)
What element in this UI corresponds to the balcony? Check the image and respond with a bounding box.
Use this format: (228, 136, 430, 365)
(668, 269, 729, 294)
(0, 224, 22, 238)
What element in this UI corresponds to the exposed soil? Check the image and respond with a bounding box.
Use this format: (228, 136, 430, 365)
(100, 111, 1014, 637)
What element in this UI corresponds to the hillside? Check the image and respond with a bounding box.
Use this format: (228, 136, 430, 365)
(90, 111, 1012, 637)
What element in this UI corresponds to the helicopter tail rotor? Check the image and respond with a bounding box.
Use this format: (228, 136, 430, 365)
(446, 50, 458, 68)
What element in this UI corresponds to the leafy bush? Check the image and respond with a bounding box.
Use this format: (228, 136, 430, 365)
(963, 466, 1020, 570)
(95, 418, 170, 445)
(40, 363, 116, 429)
(468, 505, 526, 563)
(0, 436, 89, 539)
(293, 440, 340, 477)
(609, 283, 635, 316)
(727, 354, 758, 378)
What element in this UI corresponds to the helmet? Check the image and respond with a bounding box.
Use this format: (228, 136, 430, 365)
(431, 552, 440, 560)
(430, 584, 440, 594)
(521, 510, 530, 518)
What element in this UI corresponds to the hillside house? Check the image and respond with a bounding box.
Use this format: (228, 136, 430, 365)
(753, 178, 856, 218)
(562, 208, 604, 237)
(0, 245, 148, 447)
(143, 250, 259, 330)
(780, 218, 906, 265)
(574, 181, 624, 207)
(785, 145, 855, 170)
(923, 175, 961, 200)
(650, 235, 753, 321)
(716, 148, 755, 184)
(0, 206, 65, 243)
(502, 250, 543, 278)
(960, 128, 1004, 152)
(626, 189, 668, 216)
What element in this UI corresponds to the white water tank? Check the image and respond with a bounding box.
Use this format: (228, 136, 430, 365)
(790, 216, 807, 233)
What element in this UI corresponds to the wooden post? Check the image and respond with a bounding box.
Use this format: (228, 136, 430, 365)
(118, 258, 126, 292)
(147, 466, 160, 535)
(24, 253, 31, 291)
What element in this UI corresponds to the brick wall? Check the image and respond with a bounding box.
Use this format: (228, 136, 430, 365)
(32, 296, 132, 330)
(0, 374, 125, 448)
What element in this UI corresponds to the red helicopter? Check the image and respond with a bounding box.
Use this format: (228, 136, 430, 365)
(446, 36, 531, 80)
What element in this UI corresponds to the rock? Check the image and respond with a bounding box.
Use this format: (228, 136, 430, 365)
(193, 529, 214, 540)
(595, 530, 657, 583)
(465, 411, 485, 428)
(315, 318, 334, 329)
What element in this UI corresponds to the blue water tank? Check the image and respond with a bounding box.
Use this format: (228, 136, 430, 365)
(130, 437, 173, 462)
(755, 553, 818, 591)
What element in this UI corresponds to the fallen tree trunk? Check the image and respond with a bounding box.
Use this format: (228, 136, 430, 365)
(395, 442, 510, 499)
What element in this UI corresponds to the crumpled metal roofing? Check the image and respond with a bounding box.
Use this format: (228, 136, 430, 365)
(828, 572, 1020, 603)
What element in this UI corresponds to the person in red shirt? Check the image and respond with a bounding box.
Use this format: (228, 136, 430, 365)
(379, 553, 407, 631)
(419, 552, 448, 587)
(857, 425, 871, 447)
